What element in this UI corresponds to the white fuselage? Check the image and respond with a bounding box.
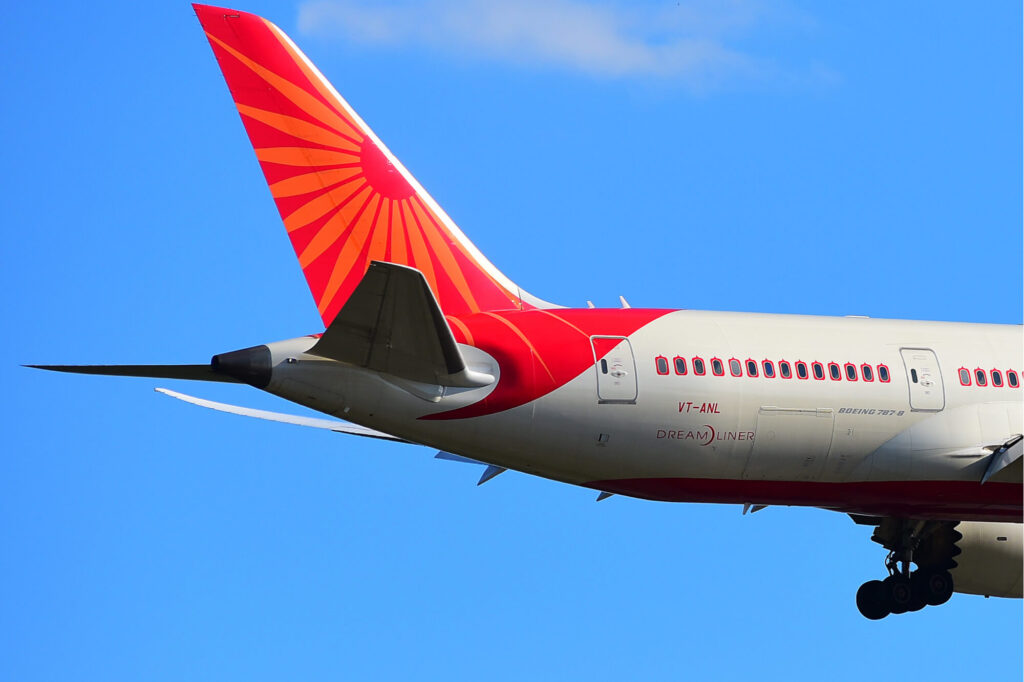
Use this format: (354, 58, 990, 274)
(259, 310, 1022, 521)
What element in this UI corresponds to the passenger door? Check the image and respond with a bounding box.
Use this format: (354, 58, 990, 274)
(899, 348, 945, 411)
(590, 336, 637, 404)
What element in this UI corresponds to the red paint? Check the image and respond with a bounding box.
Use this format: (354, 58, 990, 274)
(426, 308, 671, 420)
(585, 477, 1023, 522)
(359, 138, 414, 199)
(194, 4, 533, 325)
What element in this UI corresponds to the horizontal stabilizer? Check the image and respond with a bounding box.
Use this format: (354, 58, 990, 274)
(310, 262, 494, 389)
(156, 388, 408, 442)
(27, 364, 240, 383)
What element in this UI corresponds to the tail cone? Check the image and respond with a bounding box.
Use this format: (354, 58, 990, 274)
(211, 345, 271, 388)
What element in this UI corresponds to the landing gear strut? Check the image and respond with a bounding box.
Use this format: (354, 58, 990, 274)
(854, 519, 958, 620)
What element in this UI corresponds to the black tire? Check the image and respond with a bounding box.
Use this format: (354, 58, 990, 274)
(924, 570, 954, 606)
(856, 580, 889, 620)
(907, 572, 929, 612)
(885, 575, 912, 615)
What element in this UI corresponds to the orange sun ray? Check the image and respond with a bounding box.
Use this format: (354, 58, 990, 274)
(409, 198, 480, 314)
(237, 104, 360, 152)
(283, 175, 366, 233)
(364, 197, 388, 266)
(206, 32, 363, 143)
(399, 200, 438, 300)
(318, 192, 382, 314)
(266, 20, 367, 138)
(386, 199, 407, 264)
(269, 166, 362, 198)
(297, 183, 372, 266)
(257, 146, 360, 167)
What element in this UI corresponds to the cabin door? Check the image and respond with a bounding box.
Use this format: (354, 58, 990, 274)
(899, 348, 945, 411)
(590, 336, 637, 404)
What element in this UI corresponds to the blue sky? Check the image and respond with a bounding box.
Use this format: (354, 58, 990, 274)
(2, 2, 1021, 680)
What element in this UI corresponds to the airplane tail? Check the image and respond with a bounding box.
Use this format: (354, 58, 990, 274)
(193, 4, 551, 326)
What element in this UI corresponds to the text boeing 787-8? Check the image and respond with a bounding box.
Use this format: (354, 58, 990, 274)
(31, 5, 1022, 620)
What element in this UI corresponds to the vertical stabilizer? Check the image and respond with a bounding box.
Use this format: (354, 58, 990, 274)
(193, 4, 552, 326)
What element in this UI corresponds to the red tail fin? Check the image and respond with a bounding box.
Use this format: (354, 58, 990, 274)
(194, 4, 549, 326)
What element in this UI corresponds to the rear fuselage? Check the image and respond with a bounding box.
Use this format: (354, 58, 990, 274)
(259, 309, 1023, 521)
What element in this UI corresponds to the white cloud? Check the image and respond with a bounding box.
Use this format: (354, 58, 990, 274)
(296, 0, 829, 89)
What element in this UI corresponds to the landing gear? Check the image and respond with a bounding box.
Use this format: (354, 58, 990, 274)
(853, 519, 960, 620)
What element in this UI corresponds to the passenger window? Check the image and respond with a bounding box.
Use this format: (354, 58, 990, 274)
(878, 365, 890, 383)
(910, 369, 918, 383)
(711, 358, 724, 376)
(991, 370, 1003, 387)
(779, 361, 792, 379)
(958, 368, 971, 386)
(828, 363, 841, 380)
(763, 360, 775, 378)
(600, 359, 608, 374)
(812, 362, 824, 380)
(674, 356, 687, 375)
(861, 364, 873, 382)
(693, 357, 706, 376)
(975, 369, 987, 386)
(1008, 370, 1019, 388)
(746, 359, 758, 377)
(656, 356, 669, 375)
(796, 361, 808, 380)
(845, 363, 857, 381)
(729, 359, 742, 377)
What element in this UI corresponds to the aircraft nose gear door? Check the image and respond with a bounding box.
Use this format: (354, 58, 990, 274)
(899, 348, 945, 412)
(591, 336, 637, 404)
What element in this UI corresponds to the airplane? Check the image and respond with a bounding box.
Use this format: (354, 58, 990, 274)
(29, 4, 1022, 620)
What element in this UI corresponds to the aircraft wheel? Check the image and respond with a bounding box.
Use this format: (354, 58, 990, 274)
(856, 580, 889, 620)
(884, 575, 912, 615)
(922, 570, 954, 606)
(907, 572, 929, 612)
